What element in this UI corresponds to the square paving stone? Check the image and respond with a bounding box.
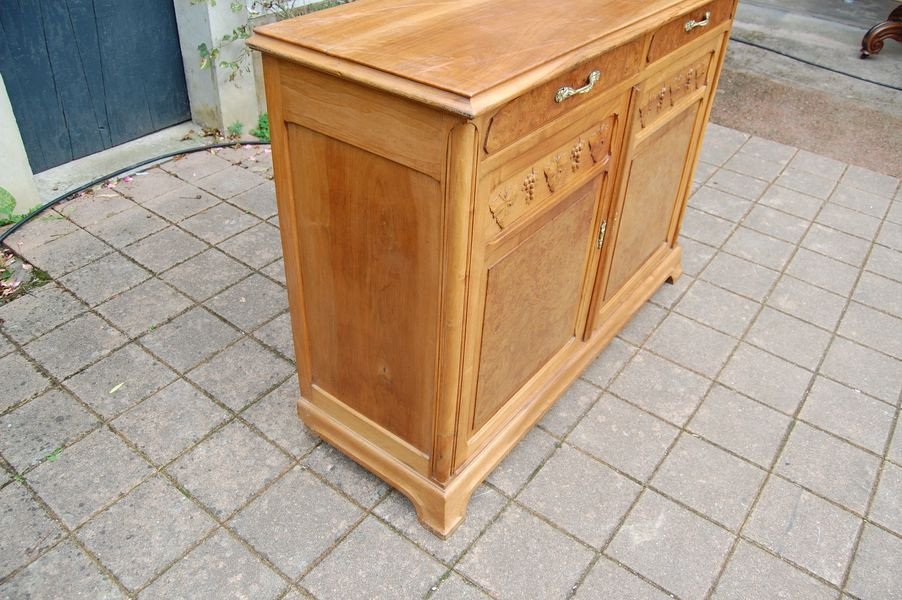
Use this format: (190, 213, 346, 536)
(28, 427, 153, 527)
(302, 443, 389, 508)
(723, 152, 786, 182)
(736, 136, 798, 164)
(608, 490, 734, 599)
(0, 388, 97, 471)
(887, 199, 902, 224)
(86, 206, 168, 248)
(431, 573, 492, 600)
(22, 228, 112, 277)
(161, 151, 232, 182)
(457, 504, 594, 600)
(774, 167, 836, 200)
(230, 466, 361, 578)
(0, 283, 87, 344)
(229, 181, 278, 219)
(373, 484, 505, 563)
(568, 394, 679, 482)
(141, 182, 220, 222)
(580, 337, 635, 389)
(745, 308, 831, 371)
(3, 214, 78, 254)
(712, 540, 836, 600)
(519, 445, 640, 547)
(618, 302, 667, 346)
(116, 168, 186, 203)
(179, 203, 260, 244)
(649, 273, 693, 309)
(889, 424, 902, 465)
(303, 517, 445, 600)
(161, 248, 251, 302)
(820, 337, 902, 404)
(485, 427, 557, 496)
(842, 165, 899, 198)
(0, 540, 124, 600)
(539, 378, 602, 438)
(113, 379, 229, 465)
(96, 278, 192, 337)
(610, 349, 712, 425)
(56, 190, 135, 228)
(241, 376, 318, 458)
(140, 307, 241, 372)
(846, 524, 902, 600)
(788, 149, 846, 181)
(801, 224, 871, 267)
(675, 280, 759, 337)
(758, 185, 825, 220)
(204, 274, 287, 332)
(252, 312, 295, 361)
(140, 528, 285, 600)
(708, 168, 768, 201)
(723, 227, 795, 271)
(700, 252, 779, 302)
(831, 181, 893, 217)
(815, 202, 881, 240)
(0, 332, 12, 357)
(64, 344, 177, 419)
(786, 248, 860, 297)
(59, 252, 151, 306)
(0, 483, 65, 579)
(878, 220, 902, 252)
(688, 385, 791, 468)
(218, 223, 283, 269)
(767, 276, 847, 331)
(717, 343, 812, 414)
(167, 421, 290, 519)
(260, 258, 287, 285)
(195, 165, 269, 200)
(0, 352, 50, 412)
(678, 237, 716, 277)
(853, 271, 902, 317)
(699, 125, 748, 166)
(742, 205, 810, 244)
(688, 186, 753, 222)
(187, 337, 294, 410)
(681, 207, 736, 247)
(122, 226, 207, 274)
(800, 377, 894, 453)
(574, 558, 672, 599)
(776, 423, 880, 514)
(651, 434, 766, 531)
(870, 462, 902, 535)
(25, 313, 127, 379)
(78, 475, 217, 591)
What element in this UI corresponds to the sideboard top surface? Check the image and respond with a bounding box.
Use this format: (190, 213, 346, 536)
(249, 0, 719, 116)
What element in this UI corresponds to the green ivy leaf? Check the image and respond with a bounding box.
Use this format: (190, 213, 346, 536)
(0, 186, 16, 219)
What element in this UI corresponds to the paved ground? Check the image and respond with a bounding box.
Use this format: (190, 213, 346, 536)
(1, 128, 901, 599)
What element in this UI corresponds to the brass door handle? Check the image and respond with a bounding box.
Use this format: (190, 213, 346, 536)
(684, 11, 712, 32)
(555, 70, 602, 103)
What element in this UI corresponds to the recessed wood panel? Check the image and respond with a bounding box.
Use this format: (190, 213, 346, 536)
(646, 0, 733, 63)
(286, 124, 442, 454)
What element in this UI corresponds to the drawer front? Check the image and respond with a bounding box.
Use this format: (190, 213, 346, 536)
(483, 38, 642, 155)
(646, 0, 733, 64)
(637, 45, 715, 131)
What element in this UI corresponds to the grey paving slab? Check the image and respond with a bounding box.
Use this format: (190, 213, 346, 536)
(0, 482, 65, 579)
(0, 388, 97, 471)
(457, 504, 594, 600)
(580, 337, 635, 389)
(568, 394, 679, 482)
(112, 379, 229, 465)
(179, 202, 260, 244)
(801, 224, 872, 267)
(853, 271, 902, 318)
(675, 279, 759, 337)
(724, 227, 795, 271)
(86, 206, 168, 248)
(0, 283, 87, 344)
(0, 540, 125, 600)
(608, 490, 734, 599)
(840, 165, 899, 199)
(700, 252, 780, 302)
(96, 278, 192, 337)
(774, 167, 837, 200)
(252, 311, 296, 361)
(689, 384, 791, 468)
(679, 237, 717, 277)
(373, 484, 505, 563)
(618, 302, 668, 346)
(303, 443, 389, 509)
(610, 349, 712, 425)
(303, 517, 445, 600)
(681, 207, 736, 247)
(0, 352, 50, 413)
(688, 185, 753, 222)
(736, 136, 798, 165)
(27, 427, 152, 527)
(230, 466, 361, 578)
(652, 434, 766, 531)
(877, 220, 902, 253)
(140, 307, 241, 372)
(648, 273, 692, 309)
(758, 185, 825, 220)
(161, 247, 251, 302)
(205, 274, 288, 332)
(167, 421, 291, 519)
(889, 424, 902, 466)
(712, 540, 836, 600)
(3, 214, 79, 255)
(698, 124, 749, 166)
(788, 149, 846, 181)
(64, 344, 177, 419)
(188, 337, 294, 410)
(78, 475, 216, 592)
(485, 427, 557, 496)
(742, 204, 810, 244)
(745, 308, 832, 371)
(723, 151, 786, 182)
(887, 199, 902, 225)
(161, 152, 233, 182)
(539, 378, 602, 438)
(800, 377, 895, 454)
(217, 222, 283, 269)
(59, 252, 151, 306)
(195, 165, 269, 200)
(745, 477, 861, 586)
(229, 181, 278, 219)
(767, 275, 847, 331)
(140, 182, 220, 223)
(241, 376, 319, 458)
(140, 528, 285, 600)
(24, 313, 127, 379)
(574, 558, 672, 600)
(519, 445, 640, 548)
(431, 573, 492, 600)
(56, 190, 135, 228)
(22, 228, 112, 277)
(260, 257, 287, 285)
(820, 337, 902, 405)
(0, 332, 12, 358)
(845, 524, 902, 600)
(708, 168, 769, 200)
(786, 247, 860, 297)
(122, 226, 207, 274)
(816, 202, 882, 240)
(116, 168, 186, 203)
(870, 462, 902, 536)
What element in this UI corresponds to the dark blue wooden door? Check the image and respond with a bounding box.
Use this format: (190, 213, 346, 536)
(0, 0, 191, 172)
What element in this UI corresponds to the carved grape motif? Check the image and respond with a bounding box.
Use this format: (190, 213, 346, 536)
(523, 169, 537, 204)
(570, 140, 584, 172)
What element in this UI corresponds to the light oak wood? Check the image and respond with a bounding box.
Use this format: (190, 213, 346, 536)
(250, 0, 736, 537)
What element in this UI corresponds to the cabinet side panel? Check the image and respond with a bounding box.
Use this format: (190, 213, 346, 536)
(286, 124, 441, 454)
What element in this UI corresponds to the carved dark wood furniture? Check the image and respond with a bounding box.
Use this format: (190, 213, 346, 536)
(861, 4, 902, 57)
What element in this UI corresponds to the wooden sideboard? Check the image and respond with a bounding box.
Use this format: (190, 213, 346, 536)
(249, 0, 737, 537)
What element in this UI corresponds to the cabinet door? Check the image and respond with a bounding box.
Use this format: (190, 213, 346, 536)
(471, 176, 602, 433)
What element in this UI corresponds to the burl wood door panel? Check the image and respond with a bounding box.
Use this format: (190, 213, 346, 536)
(472, 178, 600, 432)
(286, 124, 442, 455)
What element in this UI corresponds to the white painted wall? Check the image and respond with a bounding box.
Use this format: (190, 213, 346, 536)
(0, 73, 40, 215)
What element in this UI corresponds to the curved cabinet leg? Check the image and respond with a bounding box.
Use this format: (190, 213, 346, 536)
(860, 6, 902, 58)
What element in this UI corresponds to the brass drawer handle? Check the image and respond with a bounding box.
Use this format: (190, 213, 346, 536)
(684, 11, 712, 32)
(555, 70, 602, 103)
